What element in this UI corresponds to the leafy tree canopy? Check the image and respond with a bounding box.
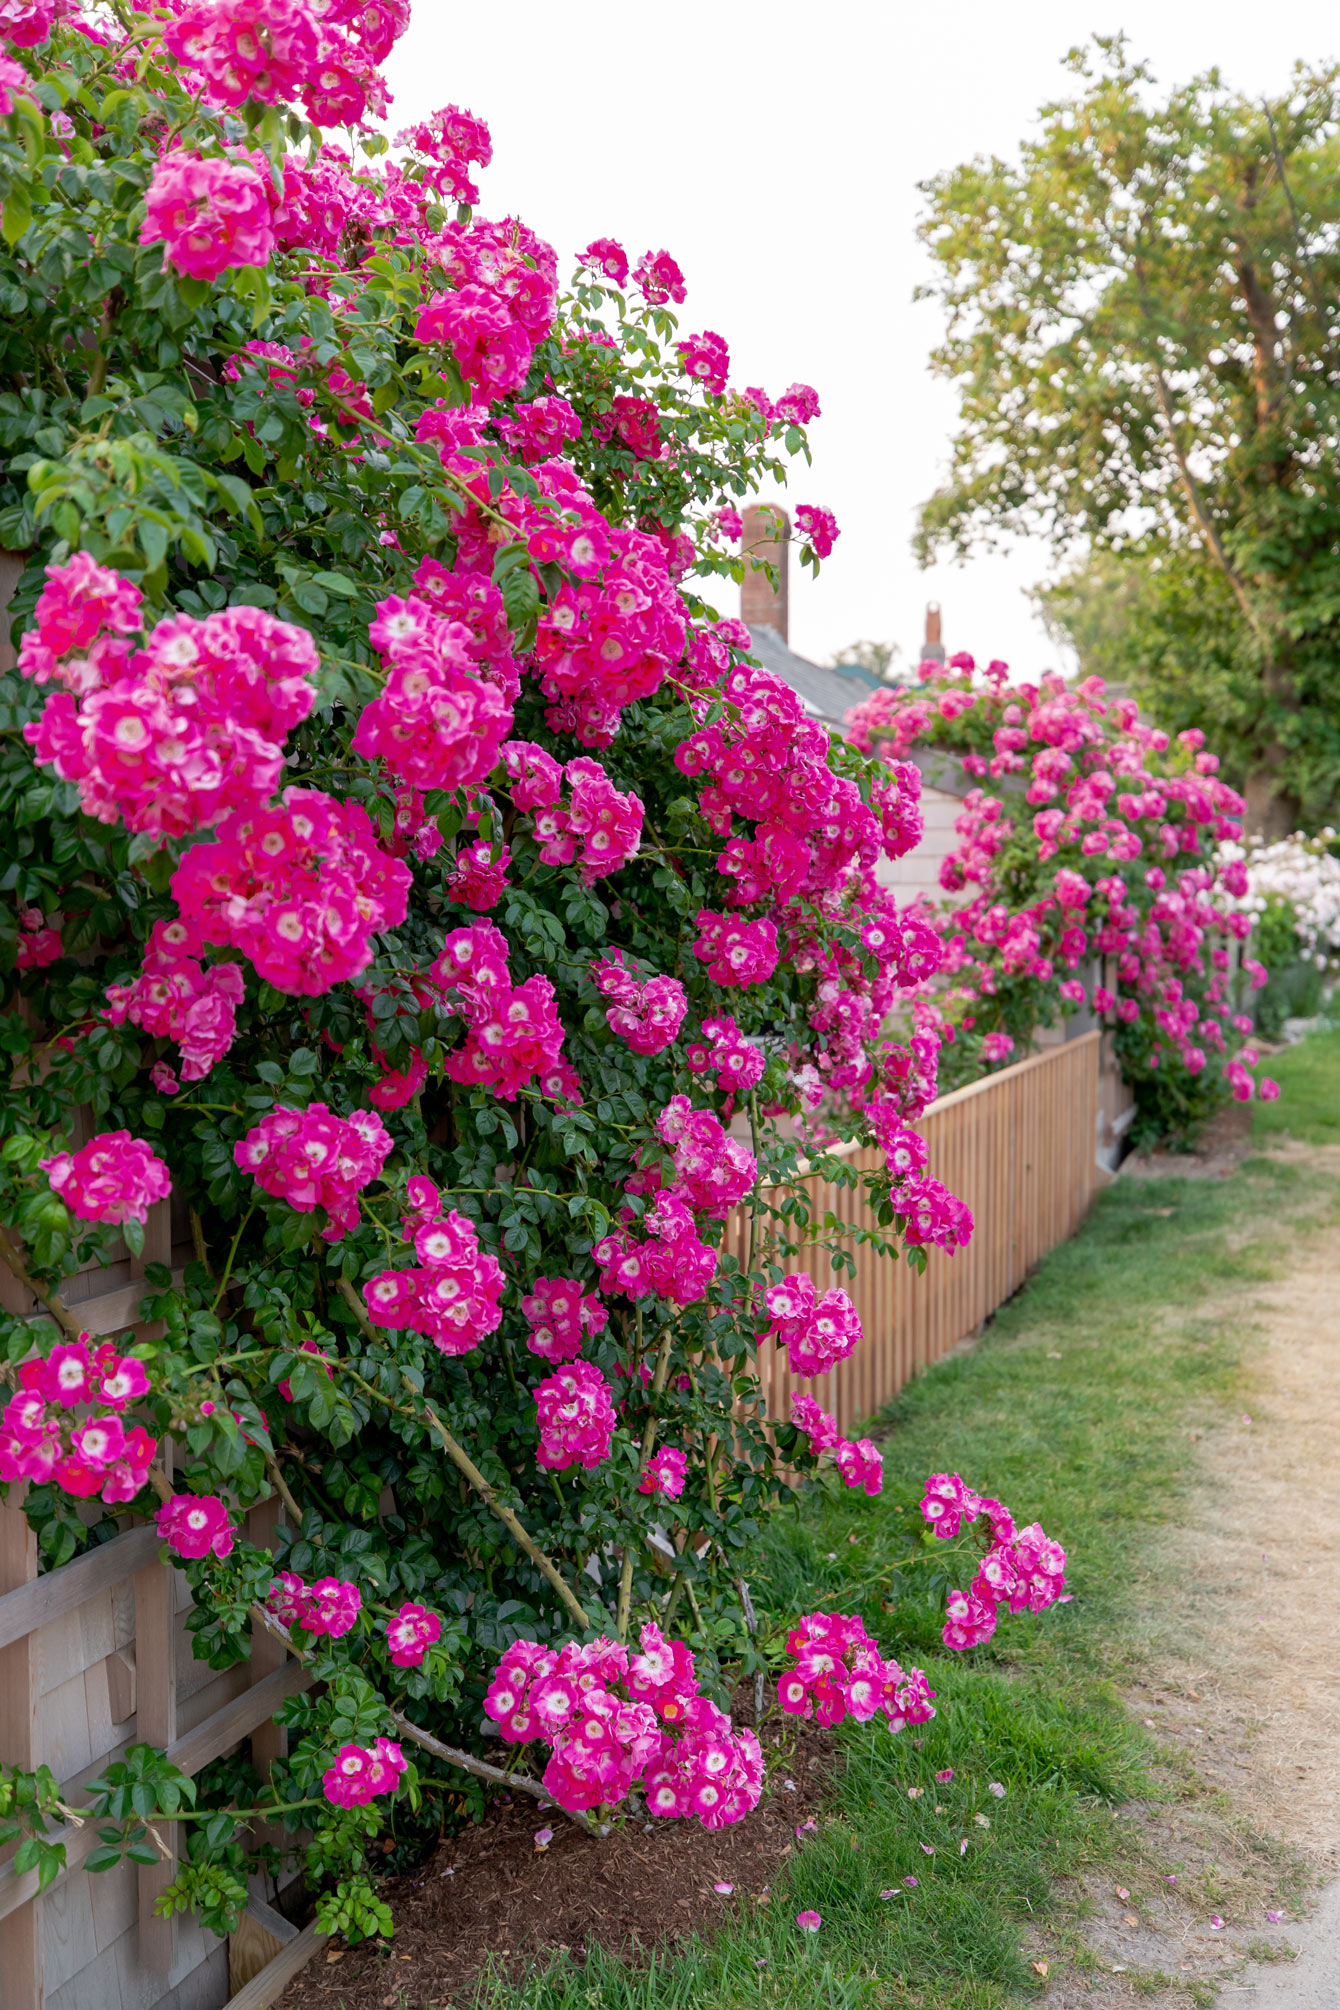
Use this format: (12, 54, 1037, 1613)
(916, 36, 1340, 834)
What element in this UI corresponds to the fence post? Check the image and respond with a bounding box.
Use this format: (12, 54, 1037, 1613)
(0, 1486, 43, 2010)
(135, 1542, 178, 1969)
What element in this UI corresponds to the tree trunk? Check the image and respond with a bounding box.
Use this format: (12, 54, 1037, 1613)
(1243, 760, 1301, 840)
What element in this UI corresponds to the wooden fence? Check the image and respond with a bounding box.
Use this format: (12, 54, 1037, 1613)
(724, 1031, 1102, 1437)
(0, 1032, 1102, 2010)
(0, 1189, 308, 2010)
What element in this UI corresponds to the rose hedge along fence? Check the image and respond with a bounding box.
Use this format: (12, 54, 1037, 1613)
(0, 0, 1067, 1950)
(847, 655, 1278, 1147)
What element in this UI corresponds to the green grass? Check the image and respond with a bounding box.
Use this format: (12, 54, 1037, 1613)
(452, 1045, 1340, 2009)
(1251, 1023, 1340, 1145)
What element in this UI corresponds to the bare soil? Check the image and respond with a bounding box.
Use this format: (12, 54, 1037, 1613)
(276, 1719, 836, 2010)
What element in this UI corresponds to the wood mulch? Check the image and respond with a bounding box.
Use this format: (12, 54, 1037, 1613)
(276, 1720, 839, 2010)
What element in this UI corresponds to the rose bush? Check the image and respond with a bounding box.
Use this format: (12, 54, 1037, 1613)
(1214, 830, 1340, 1038)
(848, 655, 1279, 1146)
(0, 0, 1057, 1947)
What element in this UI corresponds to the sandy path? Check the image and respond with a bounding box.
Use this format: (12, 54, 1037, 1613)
(1172, 1219, 1340, 1874)
(1050, 1143, 1340, 2007)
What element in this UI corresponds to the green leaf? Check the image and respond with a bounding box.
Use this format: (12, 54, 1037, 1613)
(2, 185, 33, 248)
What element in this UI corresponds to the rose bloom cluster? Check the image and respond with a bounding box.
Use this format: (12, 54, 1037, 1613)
(920, 1472, 1068, 1650)
(794, 505, 840, 559)
(322, 1737, 407, 1810)
(847, 658, 1272, 1107)
(267, 1569, 363, 1637)
(416, 212, 557, 405)
(156, 1493, 235, 1560)
(445, 837, 510, 912)
(520, 1275, 608, 1363)
(363, 1185, 505, 1357)
(865, 1096, 974, 1251)
(592, 951, 687, 1056)
(15, 903, 61, 968)
(431, 920, 568, 1102)
(533, 1359, 618, 1470)
(105, 919, 245, 1086)
(139, 1, 428, 280)
(685, 1013, 764, 1110)
(41, 1128, 171, 1226)
(638, 1444, 688, 1497)
(672, 655, 950, 1126)
(484, 1627, 763, 1825)
(385, 1600, 443, 1668)
(20, 555, 318, 837)
(500, 743, 644, 885)
(0, 1337, 155, 1502)
(791, 1395, 883, 1495)
(417, 410, 686, 750)
(170, 787, 411, 996)
(758, 1272, 863, 1378)
(234, 1102, 391, 1240)
(164, 0, 410, 129)
(777, 1612, 937, 1733)
(590, 1094, 755, 1310)
(353, 593, 513, 795)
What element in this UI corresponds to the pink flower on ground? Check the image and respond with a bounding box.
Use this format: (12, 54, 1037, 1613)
(796, 1910, 821, 1932)
(156, 1493, 234, 1560)
(41, 1131, 170, 1225)
(140, 151, 276, 282)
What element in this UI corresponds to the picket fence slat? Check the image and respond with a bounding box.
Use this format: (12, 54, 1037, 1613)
(727, 1032, 1102, 1438)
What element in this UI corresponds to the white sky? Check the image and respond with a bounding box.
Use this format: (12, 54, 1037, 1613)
(385, 1, 1339, 677)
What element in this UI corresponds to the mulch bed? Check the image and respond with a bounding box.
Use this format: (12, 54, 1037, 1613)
(276, 1720, 838, 2010)
(1121, 1100, 1254, 1180)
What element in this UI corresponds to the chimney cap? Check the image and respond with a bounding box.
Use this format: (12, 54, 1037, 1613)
(922, 600, 945, 662)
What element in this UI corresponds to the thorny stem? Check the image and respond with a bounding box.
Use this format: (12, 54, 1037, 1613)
(334, 1278, 593, 1633)
(210, 1207, 254, 1312)
(0, 1228, 84, 1341)
(243, 1597, 598, 1834)
(617, 1324, 672, 1644)
(263, 1453, 303, 1526)
(188, 1208, 209, 1271)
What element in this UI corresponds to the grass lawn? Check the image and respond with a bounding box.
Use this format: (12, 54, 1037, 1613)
(450, 1045, 1340, 2009)
(1251, 1023, 1340, 1146)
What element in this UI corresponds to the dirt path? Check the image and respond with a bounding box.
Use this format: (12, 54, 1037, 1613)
(1063, 1142, 1340, 2007)
(1168, 1164, 1340, 1874)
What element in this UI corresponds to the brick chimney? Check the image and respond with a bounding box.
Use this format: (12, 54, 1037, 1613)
(740, 503, 789, 642)
(922, 600, 945, 663)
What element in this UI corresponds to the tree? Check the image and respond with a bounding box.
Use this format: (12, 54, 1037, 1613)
(828, 638, 902, 681)
(915, 37, 1340, 836)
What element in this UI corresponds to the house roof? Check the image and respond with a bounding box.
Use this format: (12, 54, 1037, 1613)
(745, 624, 875, 734)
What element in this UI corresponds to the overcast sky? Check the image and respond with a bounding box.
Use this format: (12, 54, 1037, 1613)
(385, 2, 1340, 678)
